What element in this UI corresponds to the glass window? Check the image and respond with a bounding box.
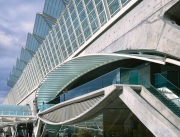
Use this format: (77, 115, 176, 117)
(84, 27, 91, 39)
(77, 34, 84, 45)
(99, 11, 106, 25)
(107, 0, 120, 17)
(75, 0, 81, 5)
(66, 18, 71, 26)
(91, 19, 99, 33)
(89, 10, 96, 22)
(72, 41, 78, 51)
(69, 4, 75, 13)
(121, 0, 131, 6)
(68, 26, 73, 35)
(96, 2, 104, 14)
(84, 0, 89, 5)
(77, 2, 84, 13)
(79, 10, 86, 22)
(71, 11, 77, 21)
(75, 27, 81, 37)
(82, 19, 88, 30)
(70, 33, 75, 42)
(86, 1, 94, 14)
(73, 18, 79, 29)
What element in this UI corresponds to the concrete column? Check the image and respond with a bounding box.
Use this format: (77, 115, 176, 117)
(34, 119, 43, 137)
(10, 126, 15, 137)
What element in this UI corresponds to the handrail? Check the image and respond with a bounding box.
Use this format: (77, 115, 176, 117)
(155, 73, 180, 98)
(155, 73, 180, 91)
(40, 69, 180, 118)
(122, 70, 180, 116)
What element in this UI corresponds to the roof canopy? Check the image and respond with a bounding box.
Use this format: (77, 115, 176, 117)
(37, 53, 165, 107)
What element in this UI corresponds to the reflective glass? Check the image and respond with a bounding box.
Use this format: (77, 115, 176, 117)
(71, 10, 77, 21)
(84, 27, 91, 39)
(99, 11, 106, 25)
(70, 33, 75, 42)
(72, 41, 78, 51)
(73, 18, 79, 29)
(107, 0, 120, 17)
(26, 33, 39, 53)
(96, 2, 104, 14)
(77, 34, 84, 45)
(86, 1, 94, 14)
(77, 2, 84, 13)
(121, 0, 131, 6)
(89, 10, 96, 22)
(75, 0, 81, 5)
(91, 19, 99, 33)
(0, 105, 31, 116)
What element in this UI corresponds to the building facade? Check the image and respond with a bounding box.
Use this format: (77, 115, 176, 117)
(1, 0, 180, 136)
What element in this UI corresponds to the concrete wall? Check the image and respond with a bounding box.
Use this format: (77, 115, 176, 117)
(84, 0, 180, 59)
(137, 64, 150, 83)
(19, 91, 37, 116)
(121, 64, 150, 83)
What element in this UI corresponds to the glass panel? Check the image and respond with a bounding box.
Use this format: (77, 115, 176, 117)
(107, 0, 120, 17)
(71, 10, 77, 21)
(91, 19, 99, 33)
(121, 0, 131, 6)
(86, 1, 94, 14)
(79, 10, 86, 22)
(103, 68, 120, 87)
(72, 41, 78, 51)
(155, 73, 180, 98)
(51, 108, 153, 136)
(61, 68, 122, 103)
(0, 105, 31, 116)
(70, 33, 75, 42)
(89, 10, 96, 22)
(128, 70, 180, 118)
(39, 104, 55, 111)
(96, 2, 104, 14)
(60, 93, 65, 102)
(99, 11, 107, 25)
(73, 18, 79, 29)
(77, 34, 84, 45)
(84, 27, 91, 39)
(103, 109, 154, 137)
(77, 2, 84, 14)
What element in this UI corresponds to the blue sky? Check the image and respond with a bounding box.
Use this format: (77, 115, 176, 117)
(0, 0, 44, 103)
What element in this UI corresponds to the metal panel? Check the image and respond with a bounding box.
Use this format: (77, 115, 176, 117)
(7, 80, 15, 88)
(15, 58, 26, 71)
(33, 14, 50, 43)
(43, 0, 70, 19)
(25, 33, 40, 54)
(20, 48, 33, 64)
(12, 67, 22, 78)
(9, 74, 18, 83)
(36, 54, 165, 107)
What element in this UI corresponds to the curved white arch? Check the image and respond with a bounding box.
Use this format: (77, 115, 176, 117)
(37, 53, 165, 107)
(37, 85, 120, 125)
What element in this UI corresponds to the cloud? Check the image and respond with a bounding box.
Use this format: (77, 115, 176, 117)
(21, 22, 34, 33)
(0, 31, 13, 46)
(0, 0, 44, 104)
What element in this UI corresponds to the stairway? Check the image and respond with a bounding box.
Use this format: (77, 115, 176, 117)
(127, 70, 180, 118)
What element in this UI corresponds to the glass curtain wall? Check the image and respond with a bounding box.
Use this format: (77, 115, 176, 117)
(48, 108, 154, 137)
(4, 0, 132, 105)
